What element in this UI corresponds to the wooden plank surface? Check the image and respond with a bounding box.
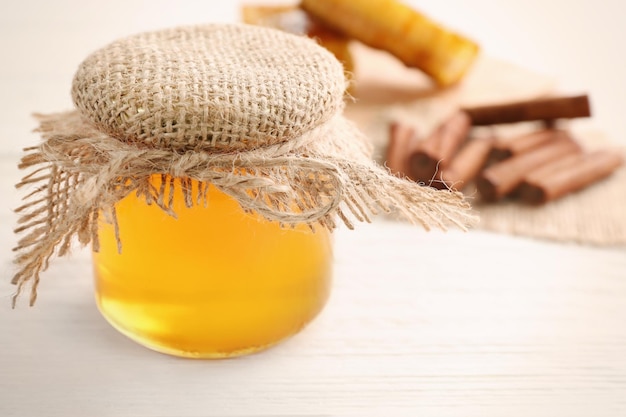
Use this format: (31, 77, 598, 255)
(2, 152, 626, 416)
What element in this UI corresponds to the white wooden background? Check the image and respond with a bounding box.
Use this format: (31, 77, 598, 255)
(1, 1, 626, 416)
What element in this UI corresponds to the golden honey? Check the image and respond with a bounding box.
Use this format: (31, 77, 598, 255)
(93, 176, 333, 358)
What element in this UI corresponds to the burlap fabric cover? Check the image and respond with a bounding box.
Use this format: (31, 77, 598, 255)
(12, 24, 475, 306)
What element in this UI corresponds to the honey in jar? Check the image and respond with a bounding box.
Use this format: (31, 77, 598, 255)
(93, 176, 333, 358)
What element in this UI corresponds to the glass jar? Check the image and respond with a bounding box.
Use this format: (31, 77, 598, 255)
(92, 175, 333, 358)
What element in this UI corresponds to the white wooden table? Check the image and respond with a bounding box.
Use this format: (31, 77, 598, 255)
(2, 2, 626, 416)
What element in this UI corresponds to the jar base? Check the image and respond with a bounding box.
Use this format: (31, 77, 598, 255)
(95, 296, 295, 359)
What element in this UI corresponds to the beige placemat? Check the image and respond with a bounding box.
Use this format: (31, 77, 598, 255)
(474, 160, 626, 246)
(345, 43, 626, 246)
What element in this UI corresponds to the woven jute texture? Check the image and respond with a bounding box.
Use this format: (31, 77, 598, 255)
(71, 24, 346, 152)
(13, 24, 475, 306)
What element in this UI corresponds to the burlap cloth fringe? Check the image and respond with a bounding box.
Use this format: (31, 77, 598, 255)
(12, 109, 475, 306)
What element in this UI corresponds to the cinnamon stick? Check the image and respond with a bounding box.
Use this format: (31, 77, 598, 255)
(519, 149, 624, 204)
(408, 111, 470, 184)
(440, 136, 495, 191)
(490, 129, 570, 162)
(476, 135, 582, 202)
(522, 153, 584, 184)
(385, 122, 418, 177)
(463, 95, 591, 126)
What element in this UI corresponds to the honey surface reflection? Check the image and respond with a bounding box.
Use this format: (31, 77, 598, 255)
(93, 176, 333, 358)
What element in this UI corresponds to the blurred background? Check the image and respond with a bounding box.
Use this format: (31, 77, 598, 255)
(1, 0, 625, 156)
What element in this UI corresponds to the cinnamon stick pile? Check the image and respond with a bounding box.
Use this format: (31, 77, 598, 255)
(386, 95, 625, 204)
